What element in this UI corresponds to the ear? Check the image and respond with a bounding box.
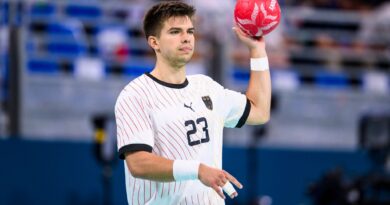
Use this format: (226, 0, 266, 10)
(147, 36, 160, 51)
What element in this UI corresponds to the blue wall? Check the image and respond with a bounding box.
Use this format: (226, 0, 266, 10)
(0, 139, 372, 205)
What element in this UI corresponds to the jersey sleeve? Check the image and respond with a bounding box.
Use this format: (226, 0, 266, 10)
(220, 88, 251, 128)
(115, 90, 154, 159)
(204, 76, 251, 128)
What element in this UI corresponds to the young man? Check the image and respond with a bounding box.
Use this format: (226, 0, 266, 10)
(115, 1, 271, 204)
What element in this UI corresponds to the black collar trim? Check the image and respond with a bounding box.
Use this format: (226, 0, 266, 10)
(145, 72, 188, 89)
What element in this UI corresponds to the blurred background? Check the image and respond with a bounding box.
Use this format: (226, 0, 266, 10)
(0, 0, 389, 204)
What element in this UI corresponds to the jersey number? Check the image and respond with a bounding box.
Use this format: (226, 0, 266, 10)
(184, 117, 209, 146)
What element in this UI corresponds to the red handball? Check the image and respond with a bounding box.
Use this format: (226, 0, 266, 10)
(234, 0, 281, 37)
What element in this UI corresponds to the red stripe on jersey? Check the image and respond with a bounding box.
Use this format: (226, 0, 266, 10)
(116, 123, 126, 148)
(155, 138, 176, 159)
(120, 99, 142, 131)
(156, 83, 177, 106)
(138, 180, 141, 205)
(144, 180, 146, 204)
(161, 183, 164, 198)
(116, 111, 134, 148)
(161, 86, 176, 102)
(168, 123, 196, 159)
(203, 191, 211, 205)
(138, 77, 154, 108)
(178, 181, 182, 195)
(149, 180, 152, 202)
(160, 127, 189, 159)
(134, 98, 153, 130)
(153, 143, 163, 156)
(123, 98, 146, 131)
(117, 103, 139, 133)
(136, 77, 164, 110)
(150, 80, 174, 107)
(167, 182, 171, 196)
(155, 182, 158, 200)
(132, 178, 136, 205)
(157, 132, 184, 159)
(130, 80, 152, 108)
(116, 106, 136, 135)
(127, 175, 134, 203)
(148, 80, 170, 108)
(171, 88, 182, 101)
(125, 96, 149, 130)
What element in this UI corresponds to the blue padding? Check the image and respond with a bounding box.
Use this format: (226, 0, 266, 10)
(46, 42, 86, 57)
(47, 23, 75, 35)
(123, 64, 152, 76)
(1, 54, 8, 101)
(30, 3, 55, 16)
(0, 1, 9, 24)
(315, 72, 348, 88)
(65, 5, 102, 18)
(232, 66, 250, 82)
(27, 59, 59, 74)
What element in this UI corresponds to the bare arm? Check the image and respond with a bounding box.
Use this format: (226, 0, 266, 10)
(233, 28, 272, 125)
(125, 151, 243, 198)
(125, 151, 174, 181)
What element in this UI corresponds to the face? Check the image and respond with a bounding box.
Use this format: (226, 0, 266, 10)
(149, 16, 195, 69)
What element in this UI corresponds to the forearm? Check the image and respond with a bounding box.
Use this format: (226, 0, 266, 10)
(125, 151, 174, 182)
(125, 151, 242, 199)
(245, 48, 272, 124)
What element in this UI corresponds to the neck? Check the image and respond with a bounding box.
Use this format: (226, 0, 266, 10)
(150, 59, 186, 84)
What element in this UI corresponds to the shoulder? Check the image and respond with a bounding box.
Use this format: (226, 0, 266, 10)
(123, 74, 151, 94)
(187, 74, 221, 87)
(115, 75, 148, 107)
(187, 74, 224, 92)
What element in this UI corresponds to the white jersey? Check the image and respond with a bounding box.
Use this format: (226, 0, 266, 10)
(115, 73, 250, 205)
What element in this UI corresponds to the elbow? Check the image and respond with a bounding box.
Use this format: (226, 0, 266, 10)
(125, 153, 148, 179)
(248, 107, 270, 125)
(128, 164, 145, 178)
(256, 108, 270, 125)
(259, 111, 270, 124)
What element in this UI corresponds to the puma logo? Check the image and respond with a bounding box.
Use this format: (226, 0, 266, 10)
(184, 102, 195, 112)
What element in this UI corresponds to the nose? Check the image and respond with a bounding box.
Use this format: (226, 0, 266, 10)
(181, 33, 191, 44)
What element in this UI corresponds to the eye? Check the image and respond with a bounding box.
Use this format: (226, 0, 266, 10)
(170, 30, 180, 34)
(188, 30, 194, 34)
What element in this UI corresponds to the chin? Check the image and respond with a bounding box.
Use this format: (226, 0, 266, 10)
(173, 59, 191, 68)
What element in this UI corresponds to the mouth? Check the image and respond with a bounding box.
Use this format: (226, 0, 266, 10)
(179, 47, 193, 53)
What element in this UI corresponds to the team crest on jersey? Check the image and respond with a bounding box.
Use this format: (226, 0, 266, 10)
(202, 96, 213, 110)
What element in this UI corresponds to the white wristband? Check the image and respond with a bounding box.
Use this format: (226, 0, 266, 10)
(173, 160, 200, 181)
(250, 57, 269, 71)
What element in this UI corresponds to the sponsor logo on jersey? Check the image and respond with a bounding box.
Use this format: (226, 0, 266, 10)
(184, 102, 195, 112)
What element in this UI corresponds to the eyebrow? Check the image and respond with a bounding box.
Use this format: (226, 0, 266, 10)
(168, 27, 195, 32)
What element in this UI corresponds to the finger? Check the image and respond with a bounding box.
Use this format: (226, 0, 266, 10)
(212, 185, 226, 200)
(224, 171, 243, 189)
(232, 27, 240, 37)
(228, 192, 238, 199)
(217, 180, 226, 187)
(222, 181, 237, 199)
(232, 27, 248, 38)
(218, 173, 228, 184)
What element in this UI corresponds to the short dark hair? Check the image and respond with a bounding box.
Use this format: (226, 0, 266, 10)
(143, 1, 196, 39)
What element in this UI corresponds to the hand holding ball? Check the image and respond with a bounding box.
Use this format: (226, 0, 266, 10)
(234, 0, 281, 37)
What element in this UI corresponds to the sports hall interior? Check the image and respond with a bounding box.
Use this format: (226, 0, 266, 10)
(0, 0, 389, 204)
